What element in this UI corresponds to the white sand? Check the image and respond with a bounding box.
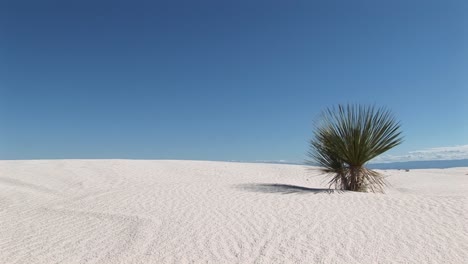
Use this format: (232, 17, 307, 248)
(0, 160, 467, 264)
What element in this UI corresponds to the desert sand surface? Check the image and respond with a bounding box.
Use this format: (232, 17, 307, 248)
(0, 160, 467, 264)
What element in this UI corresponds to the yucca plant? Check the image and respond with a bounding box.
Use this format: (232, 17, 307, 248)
(307, 104, 403, 193)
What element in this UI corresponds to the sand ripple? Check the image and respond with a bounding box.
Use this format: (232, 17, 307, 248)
(0, 160, 466, 263)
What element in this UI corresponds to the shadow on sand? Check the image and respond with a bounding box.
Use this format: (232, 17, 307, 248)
(236, 183, 342, 195)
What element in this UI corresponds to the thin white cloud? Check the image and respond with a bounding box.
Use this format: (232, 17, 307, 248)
(371, 145, 468, 163)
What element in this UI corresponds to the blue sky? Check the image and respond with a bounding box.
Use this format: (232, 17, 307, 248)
(1, 0, 467, 162)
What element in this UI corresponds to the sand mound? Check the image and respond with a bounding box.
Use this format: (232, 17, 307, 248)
(0, 160, 466, 263)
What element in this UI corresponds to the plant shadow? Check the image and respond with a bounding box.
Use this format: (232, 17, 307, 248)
(236, 183, 342, 195)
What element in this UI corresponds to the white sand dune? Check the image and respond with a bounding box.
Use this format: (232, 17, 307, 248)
(0, 160, 467, 264)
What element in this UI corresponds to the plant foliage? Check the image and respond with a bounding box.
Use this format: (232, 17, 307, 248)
(308, 104, 403, 193)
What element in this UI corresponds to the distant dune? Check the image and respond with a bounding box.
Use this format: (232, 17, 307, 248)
(271, 159, 468, 170)
(0, 160, 466, 263)
(369, 159, 468, 170)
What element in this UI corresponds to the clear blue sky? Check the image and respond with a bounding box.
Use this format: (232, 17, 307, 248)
(1, 0, 467, 162)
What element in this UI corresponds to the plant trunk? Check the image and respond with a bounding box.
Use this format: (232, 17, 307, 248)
(349, 166, 366, 192)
